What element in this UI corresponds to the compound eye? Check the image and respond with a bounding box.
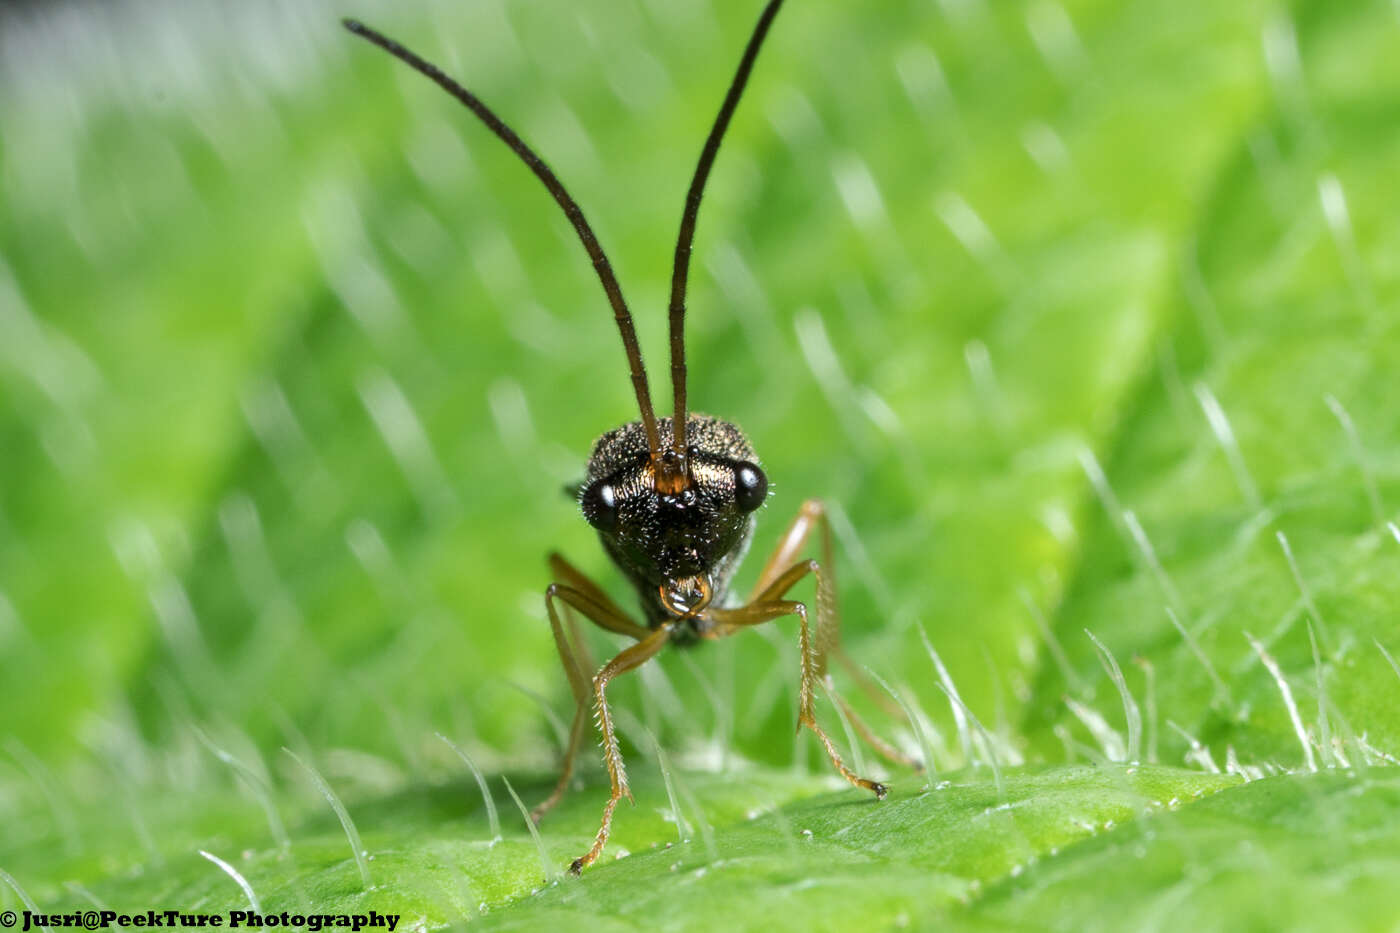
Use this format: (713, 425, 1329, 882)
(733, 461, 768, 512)
(580, 482, 619, 531)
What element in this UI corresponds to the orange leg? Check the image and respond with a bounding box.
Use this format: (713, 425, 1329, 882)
(830, 689, 922, 771)
(531, 555, 649, 825)
(752, 501, 894, 701)
(746, 500, 917, 767)
(569, 624, 673, 873)
(709, 561, 887, 799)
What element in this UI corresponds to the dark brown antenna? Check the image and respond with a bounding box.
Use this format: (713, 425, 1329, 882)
(343, 18, 662, 458)
(666, 0, 786, 462)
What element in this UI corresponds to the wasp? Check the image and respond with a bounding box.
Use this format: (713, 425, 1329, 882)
(346, 0, 911, 873)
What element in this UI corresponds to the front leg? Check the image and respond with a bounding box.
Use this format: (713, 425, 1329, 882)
(708, 576, 887, 799)
(751, 500, 882, 691)
(745, 499, 921, 771)
(570, 624, 672, 874)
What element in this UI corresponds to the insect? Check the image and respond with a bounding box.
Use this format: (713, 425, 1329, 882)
(346, 0, 913, 873)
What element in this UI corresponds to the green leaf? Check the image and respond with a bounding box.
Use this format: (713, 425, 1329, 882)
(1, 0, 1398, 928)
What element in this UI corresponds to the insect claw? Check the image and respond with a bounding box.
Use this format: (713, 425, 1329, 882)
(568, 858, 585, 876)
(871, 782, 889, 800)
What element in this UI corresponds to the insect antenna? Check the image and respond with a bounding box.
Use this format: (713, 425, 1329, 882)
(666, 0, 786, 465)
(343, 18, 663, 459)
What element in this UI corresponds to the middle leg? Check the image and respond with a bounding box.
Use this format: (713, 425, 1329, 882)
(532, 554, 650, 825)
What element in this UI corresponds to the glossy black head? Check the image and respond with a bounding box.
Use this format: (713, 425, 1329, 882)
(580, 415, 767, 617)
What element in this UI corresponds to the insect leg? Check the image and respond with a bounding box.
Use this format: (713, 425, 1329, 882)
(747, 498, 828, 600)
(550, 551, 629, 675)
(571, 624, 672, 874)
(708, 589, 887, 799)
(745, 502, 921, 769)
(828, 689, 922, 772)
(548, 553, 638, 628)
(532, 564, 649, 825)
(561, 602, 597, 703)
(750, 500, 889, 700)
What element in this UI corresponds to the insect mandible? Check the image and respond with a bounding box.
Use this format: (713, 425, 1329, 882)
(345, 0, 916, 873)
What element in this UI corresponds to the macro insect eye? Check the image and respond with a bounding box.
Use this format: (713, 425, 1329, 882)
(581, 482, 619, 531)
(733, 461, 767, 512)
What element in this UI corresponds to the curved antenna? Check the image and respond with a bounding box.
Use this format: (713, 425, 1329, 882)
(666, 0, 786, 459)
(343, 19, 662, 458)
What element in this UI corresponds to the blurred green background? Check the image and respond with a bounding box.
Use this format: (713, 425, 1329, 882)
(3, 0, 1400, 928)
